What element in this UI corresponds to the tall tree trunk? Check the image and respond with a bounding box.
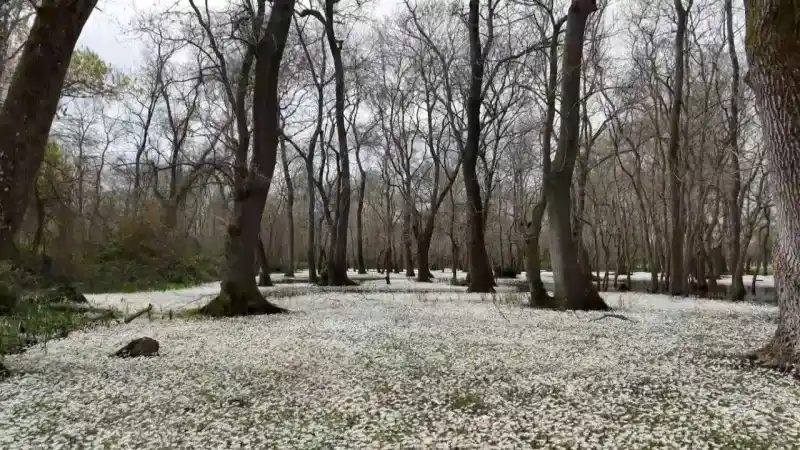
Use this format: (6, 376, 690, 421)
(743, 0, 800, 369)
(416, 231, 434, 282)
(543, 0, 608, 311)
(725, 0, 745, 301)
(280, 136, 295, 277)
(667, 0, 690, 296)
(403, 198, 415, 277)
(305, 158, 318, 283)
(202, 0, 294, 316)
(525, 199, 554, 307)
(328, 3, 351, 286)
(300, 1, 352, 286)
(463, 0, 495, 293)
(0, 0, 98, 258)
(355, 155, 367, 274)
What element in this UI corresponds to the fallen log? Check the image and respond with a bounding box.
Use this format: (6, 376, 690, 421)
(123, 304, 153, 324)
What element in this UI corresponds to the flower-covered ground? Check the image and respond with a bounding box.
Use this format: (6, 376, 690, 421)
(1, 273, 797, 449)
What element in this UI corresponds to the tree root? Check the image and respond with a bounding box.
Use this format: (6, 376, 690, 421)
(745, 336, 800, 375)
(200, 282, 288, 317)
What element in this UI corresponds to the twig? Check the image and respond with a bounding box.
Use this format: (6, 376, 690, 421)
(590, 313, 635, 322)
(492, 294, 511, 323)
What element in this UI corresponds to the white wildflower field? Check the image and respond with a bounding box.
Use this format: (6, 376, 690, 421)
(1, 272, 798, 449)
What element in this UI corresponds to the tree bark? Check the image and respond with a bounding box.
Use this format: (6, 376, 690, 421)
(0, 0, 98, 258)
(403, 198, 415, 277)
(725, 0, 746, 301)
(463, 0, 495, 293)
(280, 136, 295, 277)
(667, 0, 691, 296)
(202, 0, 294, 316)
(256, 234, 273, 287)
(525, 199, 555, 307)
(743, 0, 800, 369)
(543, 0, 608, 311)
(355, 148, 367, 274)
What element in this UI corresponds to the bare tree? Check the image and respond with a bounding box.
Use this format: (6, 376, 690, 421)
(543, 0, 608, 310)
(200, 0, 296, 315)
(300, 0, 354, 286)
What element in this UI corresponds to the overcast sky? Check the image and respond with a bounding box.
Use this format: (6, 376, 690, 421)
(75, 0, 400, 72)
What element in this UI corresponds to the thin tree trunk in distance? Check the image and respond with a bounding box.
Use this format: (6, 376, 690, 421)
(743, 0, 800, 370)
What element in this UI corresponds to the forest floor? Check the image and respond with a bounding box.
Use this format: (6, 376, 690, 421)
(0, 271, 797, 449)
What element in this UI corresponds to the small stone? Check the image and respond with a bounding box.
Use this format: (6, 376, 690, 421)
(112, 337, 160, 358)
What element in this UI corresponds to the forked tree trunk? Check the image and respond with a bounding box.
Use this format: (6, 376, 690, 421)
(300, 1, 352, 286)
(202, 0, 294, 316)
(462, 0, 495, 293)
(744, 0, 800, 369)
(543, 0, 608, 311)
(0, 0, 98, 258)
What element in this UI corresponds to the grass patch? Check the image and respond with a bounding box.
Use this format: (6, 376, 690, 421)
(0, 301, 111, 357)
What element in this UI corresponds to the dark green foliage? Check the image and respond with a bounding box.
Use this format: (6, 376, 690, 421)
(71, 227, 220, 293)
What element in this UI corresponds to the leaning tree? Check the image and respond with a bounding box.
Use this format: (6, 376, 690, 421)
(743, 1, 800, 369)
(0, 0, 98, 259)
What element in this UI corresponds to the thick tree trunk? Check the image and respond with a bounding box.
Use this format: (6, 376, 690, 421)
(744, 0, 800, 369)
(462, 0, 495, 293)
(202, 0, 294, 316)
(525, 200, 555, 307)
(667, 0, 690, 296)
(0, 0, 98, 258)
(543, 0, 608, 311)
(416, 232, 434, 282)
